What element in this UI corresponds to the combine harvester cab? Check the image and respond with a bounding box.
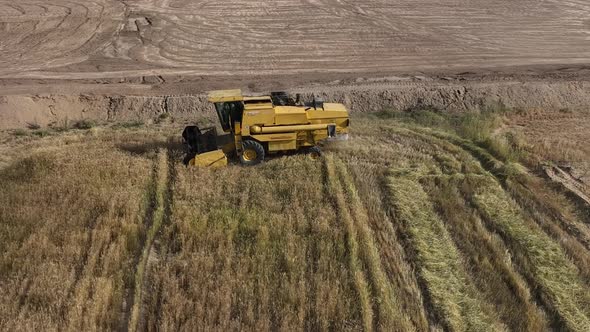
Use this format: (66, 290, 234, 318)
(183, 89, 349, 167)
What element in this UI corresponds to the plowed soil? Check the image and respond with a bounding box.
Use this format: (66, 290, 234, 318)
(0, 0, 589, 86)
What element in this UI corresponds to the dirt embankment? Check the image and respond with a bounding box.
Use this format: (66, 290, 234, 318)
(0, 80, 589, 129)
(297, 80, 590, 113)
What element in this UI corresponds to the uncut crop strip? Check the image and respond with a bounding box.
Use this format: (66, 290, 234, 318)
(325, 155, 416, 331)
(392, 124, 590, 280)
(396, 125, 590, 331)
(421, 177, 549, 331)
(339, 118, 507, 329)
(468, 176, 590, 331)
(504, 176, 590, 281)
(379, 126, 550, 330)
(421, 128, 590, 282)
(385, 168, 504, 331)
(334, 115, 590, 330)
(344, 160, 431, 330)
(449, 138, 590, 330)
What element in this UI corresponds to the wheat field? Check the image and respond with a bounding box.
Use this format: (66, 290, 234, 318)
(1, 110, 589, 331)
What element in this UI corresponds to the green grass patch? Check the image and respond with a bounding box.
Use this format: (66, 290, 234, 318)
(12, 129, 28, 137)
(113, 120, 145, 129)
(74, 119, 97, 130)
(373, 104, 527, 163)
(31, 129, 51, 137)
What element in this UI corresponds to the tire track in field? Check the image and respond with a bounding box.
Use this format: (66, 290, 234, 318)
(323, 155, 374, 331)
(325, 153, 437, 330)
(126, 148, 170, 332)
(345, 162, 432, 330)
(384, 166, 505, 331)
(333, 156, 416, 331)
(137, 143, 186, 330)
(136, 142, 178, 331)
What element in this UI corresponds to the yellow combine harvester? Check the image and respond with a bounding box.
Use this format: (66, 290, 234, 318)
(182, 89, 349, 167)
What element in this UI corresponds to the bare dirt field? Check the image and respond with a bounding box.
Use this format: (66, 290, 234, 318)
(0, 0, 589, 83)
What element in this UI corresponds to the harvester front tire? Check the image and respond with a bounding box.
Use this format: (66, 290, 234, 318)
(303, 146, 322, 160)
(240, 140, 265, 166)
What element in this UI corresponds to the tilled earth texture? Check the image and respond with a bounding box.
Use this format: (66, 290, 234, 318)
(0, 0, 589, 81)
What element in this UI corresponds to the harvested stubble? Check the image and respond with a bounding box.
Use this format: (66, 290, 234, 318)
(2, 110, 590, 331)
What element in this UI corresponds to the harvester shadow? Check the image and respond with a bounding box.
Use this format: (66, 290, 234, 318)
(117, 141, 321, 167)
(116, 140, 185, 161)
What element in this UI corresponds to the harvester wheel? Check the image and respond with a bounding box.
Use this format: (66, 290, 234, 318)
(240, 140, 265, 165)
(303, 146, 322, 160)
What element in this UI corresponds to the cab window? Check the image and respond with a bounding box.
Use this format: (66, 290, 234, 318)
(215, 102, 243, 132)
